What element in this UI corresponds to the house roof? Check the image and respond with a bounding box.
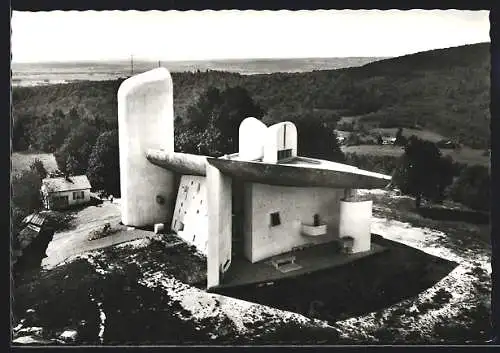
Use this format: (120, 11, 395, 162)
(42, 175, 92, 193)
(21, 213, 47, 227)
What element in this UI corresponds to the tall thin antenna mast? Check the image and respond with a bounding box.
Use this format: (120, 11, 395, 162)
(131, 54, 134, 76)
(158, 60, 161, 68)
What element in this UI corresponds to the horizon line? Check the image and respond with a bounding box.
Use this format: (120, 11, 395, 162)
(11, 41, 490, 65)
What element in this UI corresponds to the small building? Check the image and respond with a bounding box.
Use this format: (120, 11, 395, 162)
(381, 136, 397, 145)
(13, 212, 51, 268)
(41, 175, 92, 210)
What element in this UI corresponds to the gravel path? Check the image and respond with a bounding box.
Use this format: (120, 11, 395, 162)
(42, 200, 151, 269)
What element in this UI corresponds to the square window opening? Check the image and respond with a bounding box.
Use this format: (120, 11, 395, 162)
(270, 212, 281, 227)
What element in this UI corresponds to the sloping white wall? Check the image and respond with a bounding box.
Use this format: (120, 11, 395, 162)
(171, 175, 208, 254)
(243, 182, 344, 263)
(118, 68, 176, 227)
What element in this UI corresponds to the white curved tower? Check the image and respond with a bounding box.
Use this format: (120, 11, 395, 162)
(118, 68, 176, 227)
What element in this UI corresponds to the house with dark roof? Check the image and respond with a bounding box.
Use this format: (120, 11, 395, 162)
(41, 175, 92, 210)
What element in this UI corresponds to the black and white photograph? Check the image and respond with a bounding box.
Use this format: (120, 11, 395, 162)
(10, 9, 494, 345)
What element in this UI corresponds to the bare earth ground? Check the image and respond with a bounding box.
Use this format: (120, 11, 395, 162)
(12, 190, 492, 345)
(332, 190, 492, 344)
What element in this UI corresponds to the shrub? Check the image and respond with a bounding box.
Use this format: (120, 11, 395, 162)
(448, 165, 490, 211)
(87, 223, 119, 241)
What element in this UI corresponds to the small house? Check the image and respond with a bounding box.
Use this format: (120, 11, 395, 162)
(381, 136, 397, 145)
(41, 175, 92, 210)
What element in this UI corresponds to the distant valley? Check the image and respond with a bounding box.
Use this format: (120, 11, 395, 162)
(11, 57, 387, 87)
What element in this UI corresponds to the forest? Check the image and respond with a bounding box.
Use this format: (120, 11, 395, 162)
(10, 43, 490, 230)
(12, 43, 490, 152)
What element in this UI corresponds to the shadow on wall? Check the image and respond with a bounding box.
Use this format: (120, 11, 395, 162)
(417, 206, 489, 225)
(217, 234, 458, 323)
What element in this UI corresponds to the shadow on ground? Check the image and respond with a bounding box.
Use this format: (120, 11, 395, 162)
(417, 206, 489, 225)
(217, 234, 458, 324)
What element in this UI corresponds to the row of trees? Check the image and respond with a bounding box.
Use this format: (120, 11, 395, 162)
(344, 136, 489, 211)
(13, 105, 121, 198)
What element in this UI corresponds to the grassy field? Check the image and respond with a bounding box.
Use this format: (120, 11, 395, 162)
(342, 145, 490, 167)
(11, 152, 58, 176)
(370, 128, 447, 142)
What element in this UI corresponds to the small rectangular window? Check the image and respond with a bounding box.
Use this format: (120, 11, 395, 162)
(73, 191, 85, 200)
(270, 212, 281, 227)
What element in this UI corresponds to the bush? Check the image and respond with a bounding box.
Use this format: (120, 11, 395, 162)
(87, 223, 119, 241)
(448, 165, 490, 211)
(344, 153, 400, 175)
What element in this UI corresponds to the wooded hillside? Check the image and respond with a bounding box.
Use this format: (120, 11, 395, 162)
(12, 43, 490, 150)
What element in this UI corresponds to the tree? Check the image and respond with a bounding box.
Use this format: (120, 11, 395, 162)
(11, 170, 43, 236)
(87, 129, 121, 197)
(55, 122, 99, 175)
(393, 136, 454, 208)
(176, 86, 264, 156)
(448, 165, 490, 211)
(394, 127, 407, 146)
(291, 116, 345, 162)
(29, 159, 47, 180)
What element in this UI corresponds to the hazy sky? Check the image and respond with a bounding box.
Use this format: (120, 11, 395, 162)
(11, 10, 490, 63)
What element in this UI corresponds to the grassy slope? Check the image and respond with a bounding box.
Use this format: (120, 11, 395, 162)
(13, 191, 491, 344)
(11, 152, 58, 176)
(352, 44, 490, 147)
(342, 145, 490, 167)
(12, 43, 490, 149)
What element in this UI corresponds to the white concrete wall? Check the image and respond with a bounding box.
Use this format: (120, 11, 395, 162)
(206, 164, 233, 289)
(171, 175, 208, 254)
(238, 117, 267, 161)
(118, 68, 176, 227)
(243, 182, 344, 263)
(263, 121, 298, 163)
(339, 200, 372, 253)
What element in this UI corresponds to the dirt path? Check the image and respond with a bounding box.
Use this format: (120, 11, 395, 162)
(42, 200, 151, 269)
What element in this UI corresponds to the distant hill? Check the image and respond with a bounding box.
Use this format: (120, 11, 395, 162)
(12, 43, 490, 149)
